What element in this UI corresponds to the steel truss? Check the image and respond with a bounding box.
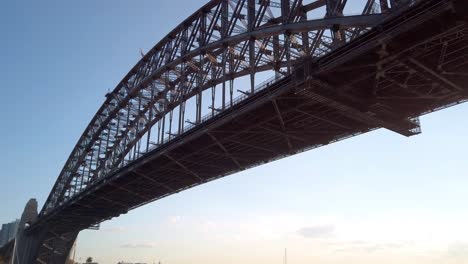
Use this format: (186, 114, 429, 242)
(24, 0, 468, 262)
(42, 0, 416, 215)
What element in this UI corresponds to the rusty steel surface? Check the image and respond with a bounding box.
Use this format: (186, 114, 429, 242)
(26, 0, 468, 262)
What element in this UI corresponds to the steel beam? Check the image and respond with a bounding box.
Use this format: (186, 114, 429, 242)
(298, 80, 420, 137)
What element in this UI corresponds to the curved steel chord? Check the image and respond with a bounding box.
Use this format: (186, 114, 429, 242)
(41, 0, 413, 215)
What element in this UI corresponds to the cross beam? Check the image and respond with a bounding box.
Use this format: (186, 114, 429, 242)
(298, 79, 421, 137)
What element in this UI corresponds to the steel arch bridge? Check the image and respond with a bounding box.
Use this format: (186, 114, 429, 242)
(43, 0, 395, 215)
(6, 0, 468, 263)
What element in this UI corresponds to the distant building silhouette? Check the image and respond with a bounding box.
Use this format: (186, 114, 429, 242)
(0, 219, 19, 247)
(77, 256, 98, 264)
(117, 262, 148, 264)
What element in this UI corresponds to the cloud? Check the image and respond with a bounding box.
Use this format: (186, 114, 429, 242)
(326, 240, 367, 247)
(121, 242, 156, 249)
(446, 242, 468, 259)
(330, 241, 408, 254)
(297, 225, 335, 238)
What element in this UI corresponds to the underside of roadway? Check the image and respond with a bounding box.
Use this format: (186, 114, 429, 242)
(26, 0, 468, 262)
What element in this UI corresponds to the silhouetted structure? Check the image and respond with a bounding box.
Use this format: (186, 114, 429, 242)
(0, 220, 19, 247)
(3, 0, 467, 262)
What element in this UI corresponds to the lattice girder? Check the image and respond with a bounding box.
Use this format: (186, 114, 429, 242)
(42, 0, 415, 215)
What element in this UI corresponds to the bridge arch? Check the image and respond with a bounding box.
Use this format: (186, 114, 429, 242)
(42, 0, 404, 215)
(10, 0, 468, 262)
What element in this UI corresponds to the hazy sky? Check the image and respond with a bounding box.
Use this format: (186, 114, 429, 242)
(1, 1, 467, 264)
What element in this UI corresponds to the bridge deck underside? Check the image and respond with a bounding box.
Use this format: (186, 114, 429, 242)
(31, 0, 467, 261)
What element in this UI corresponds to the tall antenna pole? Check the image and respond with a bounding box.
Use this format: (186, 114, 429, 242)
(284, 248, 287, 264)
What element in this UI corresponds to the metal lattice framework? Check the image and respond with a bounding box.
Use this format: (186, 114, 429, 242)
(41, 0, 418, 215)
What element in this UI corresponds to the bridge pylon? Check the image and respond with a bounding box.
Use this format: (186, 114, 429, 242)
(11, 199, 77, 264)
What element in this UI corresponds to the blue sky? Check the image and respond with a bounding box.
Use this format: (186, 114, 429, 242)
(1, 1, 468, 264)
